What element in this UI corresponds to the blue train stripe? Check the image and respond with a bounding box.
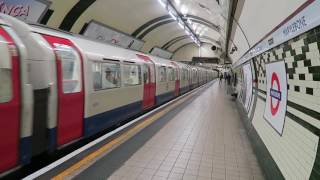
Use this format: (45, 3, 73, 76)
(156, 91, 175, 105)
(84, 101, 143, 137)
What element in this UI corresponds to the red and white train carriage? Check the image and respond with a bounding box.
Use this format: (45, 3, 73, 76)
(0, 14, 217, 175)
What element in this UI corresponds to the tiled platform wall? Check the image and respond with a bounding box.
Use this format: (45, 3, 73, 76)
(237, 26, 320, 180)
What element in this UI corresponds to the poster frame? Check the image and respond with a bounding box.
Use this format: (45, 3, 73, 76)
(81, 19, 145, 51)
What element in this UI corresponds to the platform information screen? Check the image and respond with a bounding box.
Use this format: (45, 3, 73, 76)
(264, 60, 288, 135)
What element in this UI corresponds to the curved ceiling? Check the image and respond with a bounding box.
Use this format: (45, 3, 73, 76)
(42, 0, 230, 60)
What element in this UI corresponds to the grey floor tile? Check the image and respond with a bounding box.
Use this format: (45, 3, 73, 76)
(81, 83, 265, 180)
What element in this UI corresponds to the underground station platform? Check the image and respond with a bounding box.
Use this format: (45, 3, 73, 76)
(20, 82, 264, 180)
(1, 1, 320, 180)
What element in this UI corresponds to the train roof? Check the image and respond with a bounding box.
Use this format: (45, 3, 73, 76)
(0, 14, 211, 71)
(29, 24, 182, 67)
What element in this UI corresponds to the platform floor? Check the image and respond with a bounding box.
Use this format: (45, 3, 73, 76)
(75, 82, 265, 180)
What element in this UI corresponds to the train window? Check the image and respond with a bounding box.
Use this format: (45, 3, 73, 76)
(149, 64, 155, 83)
(0, 68, 12, 103)
(55, 44, 82, 94)
(0, 37, 12, 103)
(102, 63, 121, 89)
(168, 67, 175, 81)
(123, 64, 141, 86)
(182, 69, 185, 81)
(92, 63, 102, 90)
(180, 69, 184, 81)
(175, 69, 179, 80)
(92, 61, 121, 90)
(142, 64, 149, 84)
(184, 69, 188, 81)
(159, 66, 167, 82)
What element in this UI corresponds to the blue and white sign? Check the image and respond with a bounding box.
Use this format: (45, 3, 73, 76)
(0, 0, 51, 23)
(264, 60, 287, 135)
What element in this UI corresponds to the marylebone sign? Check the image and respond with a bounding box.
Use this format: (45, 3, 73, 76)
(233, 0, 320, 68)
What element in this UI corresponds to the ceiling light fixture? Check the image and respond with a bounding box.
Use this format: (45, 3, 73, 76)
(174, 0, 181, 6)
(158, 0, 166, 8)
(168, 10, 177, 20)
(187, 18, 192, 24)
(178, 21, 184, 29)
(192, 24, 197, 31)
(157, 0, 201, 46)
(180, 5, 188, 15)
(185, 29, 191, 35)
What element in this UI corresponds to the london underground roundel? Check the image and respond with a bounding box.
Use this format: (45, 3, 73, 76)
(270, 72, 281, 116)
(264, 61, 288, 135)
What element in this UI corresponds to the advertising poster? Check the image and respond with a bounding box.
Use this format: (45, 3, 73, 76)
(83, 20, 144, 51)
(0, 0, 51, 23)
(242, 63, 253, 112)
(264, 60, 288, 135)
(150, 47, 173, 59)
(237, 68, 243, 102)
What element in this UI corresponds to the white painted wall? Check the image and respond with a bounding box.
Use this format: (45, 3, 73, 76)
(229, 0, 306, 62)
(46, 0, 78, 28)
(172, 43, 219, 61)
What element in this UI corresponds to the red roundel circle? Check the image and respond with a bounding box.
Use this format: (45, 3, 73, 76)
(270, 72, 281, 116)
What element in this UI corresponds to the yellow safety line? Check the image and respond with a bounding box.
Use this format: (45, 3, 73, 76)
(51, 91, 195, 180)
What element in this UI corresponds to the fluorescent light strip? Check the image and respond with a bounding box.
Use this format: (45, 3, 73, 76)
(158, 0, 166, 8)
(178, 22, 184, 29)
(158, 0, 201, 45)
(168, 10, 177, 20)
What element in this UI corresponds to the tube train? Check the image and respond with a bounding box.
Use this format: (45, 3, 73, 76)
(0, 14, 217, 174)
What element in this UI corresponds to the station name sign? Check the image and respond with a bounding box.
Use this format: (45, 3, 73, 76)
(0, 0, 50, 23)
(234, 0, 320, 67)
(283, 16, 307, 36)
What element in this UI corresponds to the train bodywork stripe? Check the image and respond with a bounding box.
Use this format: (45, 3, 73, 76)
(156, 91, 175, 105)
(180, 86, 190, 95)
(84, 101, 143, 137)
(19, 137, 32, 165)
(48, 128, 57, 153)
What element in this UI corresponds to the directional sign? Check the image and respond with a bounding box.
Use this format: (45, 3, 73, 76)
(264, 60, 287, 135)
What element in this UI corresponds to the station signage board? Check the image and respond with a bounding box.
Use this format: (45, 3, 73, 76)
(264, 60, 287, 135)
(0, 0, 51, 23)
(150, 47, 173, 59)
(234, 0, 320, 67)
(83, 20, 144, 51)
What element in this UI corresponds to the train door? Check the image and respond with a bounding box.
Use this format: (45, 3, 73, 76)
(0, 27, 20, 173)
(171, 62, 180, 96)
(137, 54, 156, 109)
(42, 35, 84, 146)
